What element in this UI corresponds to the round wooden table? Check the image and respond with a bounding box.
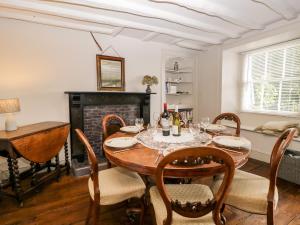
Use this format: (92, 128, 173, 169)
(104, 132, 250, 177)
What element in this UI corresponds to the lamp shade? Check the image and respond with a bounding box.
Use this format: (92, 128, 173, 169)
(0, 98, 20, 114)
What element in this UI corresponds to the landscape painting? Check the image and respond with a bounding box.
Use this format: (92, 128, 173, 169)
(97, 55, 125, 91)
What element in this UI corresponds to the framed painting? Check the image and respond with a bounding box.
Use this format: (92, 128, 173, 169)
(96, 55, 125, 91)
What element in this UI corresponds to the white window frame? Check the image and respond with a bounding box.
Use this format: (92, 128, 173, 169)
(241, 39, 300, 117)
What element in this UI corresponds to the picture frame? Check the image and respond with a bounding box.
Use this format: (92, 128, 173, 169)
(96, 55, 125, 91)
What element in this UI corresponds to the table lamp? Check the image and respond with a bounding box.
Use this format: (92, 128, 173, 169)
(0, 98, 21, 131)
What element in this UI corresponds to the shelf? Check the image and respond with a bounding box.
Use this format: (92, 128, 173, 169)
(165, 81, 192, 84)
(165, 70, 192, 74)
(166, 93, 192, 96)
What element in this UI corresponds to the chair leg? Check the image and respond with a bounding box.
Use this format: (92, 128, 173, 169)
(267, 203, 274, 225)
(91, 202, 100, 225)
(86, 198, 93, 225)
(139, 197, 145, 225)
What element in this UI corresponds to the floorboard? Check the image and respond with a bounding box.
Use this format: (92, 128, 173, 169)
(0, 159, 299, 225)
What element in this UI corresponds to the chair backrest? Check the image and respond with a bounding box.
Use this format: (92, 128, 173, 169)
(212, 112, 241, 136)
(75, 129, 100, 202)
(102, 114, 126, 140)
(155, 147, 235, 225)
(268, 128, 296, 205)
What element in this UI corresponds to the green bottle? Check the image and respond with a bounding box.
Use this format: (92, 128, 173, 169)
(172, 105, 181, 136)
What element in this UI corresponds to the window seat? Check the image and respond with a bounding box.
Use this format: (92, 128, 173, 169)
(224, 123, 300, 143)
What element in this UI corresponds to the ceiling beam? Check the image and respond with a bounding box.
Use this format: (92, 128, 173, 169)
(0, 9, 114, 34)
(49, 0, 240, 38)
(111, 27, 123, 37)
(0, 0, 222, 44)
(151, 0, 264, 29)
(253, 0, 298, 20)
(170, 38, 184, 44)
(142, 32, 160, 41)
(175, 41, 207, 51)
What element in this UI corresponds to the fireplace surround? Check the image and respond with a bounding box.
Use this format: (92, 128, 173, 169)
(65, 91, 154, 175)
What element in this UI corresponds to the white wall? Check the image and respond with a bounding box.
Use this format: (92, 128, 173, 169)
(0, 18, 196, 177)
(0, 18, 191, 129)
(198, 46, 222, 120)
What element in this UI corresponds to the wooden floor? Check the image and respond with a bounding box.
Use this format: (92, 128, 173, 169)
(0, 159, 299, 225)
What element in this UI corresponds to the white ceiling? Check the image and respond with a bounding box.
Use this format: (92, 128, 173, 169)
(1, 0, 300, 51)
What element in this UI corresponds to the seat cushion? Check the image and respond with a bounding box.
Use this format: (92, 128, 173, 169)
(150, 184, 215, 225)
(88, 167, 146, 205)
(211, 169, 278, 214)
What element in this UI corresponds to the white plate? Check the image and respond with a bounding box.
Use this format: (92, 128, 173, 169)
(206, 124, 227, 132)
(120, 126, 142, 133)
(213, 136, 251, 149)
(104, 137, 138, 149)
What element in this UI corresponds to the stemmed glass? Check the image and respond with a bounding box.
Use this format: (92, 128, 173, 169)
(153, 112, 160, 129)
(135, 118, 144, 134)
(189, 123, 201, 137)
(201, 117, 210, 134)
(182, 113, 188, 128)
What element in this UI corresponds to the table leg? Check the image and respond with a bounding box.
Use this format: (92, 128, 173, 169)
(46, 161, 51, 172)
(30, 162, 37, 186)
(7, 156, 14, 186)
(64, 142, 70, 174)
(55, 155, 61, 181)
(11, 157, 23, 205)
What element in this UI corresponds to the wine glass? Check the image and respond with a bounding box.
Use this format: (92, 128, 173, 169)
(201, 117, 210, 134)
(135, 118, 144, 134)
(181, 112, 188, 128)
(189, 123, 201, 137)
(153, 112, 160, 129)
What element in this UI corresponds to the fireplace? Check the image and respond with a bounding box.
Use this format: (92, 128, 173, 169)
(65, 91, 153, 175)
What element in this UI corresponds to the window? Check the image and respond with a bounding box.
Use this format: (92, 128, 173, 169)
(243, 41, 300, 115)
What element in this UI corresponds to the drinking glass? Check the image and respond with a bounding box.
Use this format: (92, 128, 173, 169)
(153, 112, 160, 128)
(201, 117, 210, 133)
(135, 118, 144, 134)
(189, 123, 201, 137)
(182, 112, 188, 128)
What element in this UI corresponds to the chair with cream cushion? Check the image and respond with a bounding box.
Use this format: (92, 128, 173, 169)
(150, 147, 235, 225)
(102, 114, 126, 168)
(211, 128, 296, 225)
(75, 129, 146, 225)
(212, 112, 241, 136)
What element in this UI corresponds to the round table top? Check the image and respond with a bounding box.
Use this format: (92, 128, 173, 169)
(104, 132, 250, 177)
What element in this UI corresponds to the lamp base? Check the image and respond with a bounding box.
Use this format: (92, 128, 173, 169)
(5, 114, 17, 131)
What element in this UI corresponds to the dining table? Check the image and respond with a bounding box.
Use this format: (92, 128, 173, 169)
(103, 130, 251, 178)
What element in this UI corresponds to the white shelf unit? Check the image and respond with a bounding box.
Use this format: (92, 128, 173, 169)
(162, 54, 198, 122)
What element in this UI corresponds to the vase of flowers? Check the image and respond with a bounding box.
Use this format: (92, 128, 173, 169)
(142, 75, 158, 93)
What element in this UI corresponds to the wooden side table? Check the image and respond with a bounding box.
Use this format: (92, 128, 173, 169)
(0, 121, 70, 205)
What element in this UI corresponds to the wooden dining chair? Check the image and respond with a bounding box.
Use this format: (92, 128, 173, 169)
(150, 147, 235, 225)
(102, 114, 126, 167)
(75, 129, 146, 225)
(212, 112, 241, 136)
(211, 128, 297, 225)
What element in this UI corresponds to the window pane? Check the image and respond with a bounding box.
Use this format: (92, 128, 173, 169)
(250, 53, 265, 81)
(250, 82, 262, 110)
(285, 46, 300, 79)
(280, 80, 300, 112)
(244, 42, 300, 114)
(266, 49, 284, 80)
(263, 82, 279, 111)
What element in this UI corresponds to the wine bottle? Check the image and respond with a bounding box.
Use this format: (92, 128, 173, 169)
(161, 103, 170, 136)
(172, 105, 181, 136)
